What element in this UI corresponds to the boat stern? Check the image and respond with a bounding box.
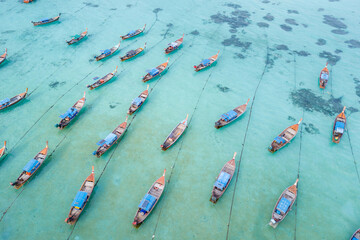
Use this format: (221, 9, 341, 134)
(209, 196, 218, 204)
(269, 218, 278, 228)
(214, 121, 223, 129)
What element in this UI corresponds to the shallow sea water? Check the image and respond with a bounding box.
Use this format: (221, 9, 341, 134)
(0, 0, 360, 239)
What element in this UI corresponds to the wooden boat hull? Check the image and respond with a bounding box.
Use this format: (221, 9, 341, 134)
(93, 117, 127, 157)
(67, 29, 88, 45)
(56, 92, 86, 129)
(142, 58, 169, 82)
(133, 169, 166, 227)
(195, 51, 219, 72)
(120, 43, 146, 61)
(0, 141, 6, 158)
(350, 229, 360, 240)
(165, 34, 184, 54)
(0, 48, 7, 65)
(10, 142, 48, 189)
(268, 119, 302, 153)
(0, 88, 28, 111)
(269, 179, 298, 228)
(24, 0, 34, 3)
(87, 67, 118, 90)
(95, 42, 120, 61)
(332, 106, 346, 143)
(127, 87, 149, 115)
(215, 99, 249, 129)
(32, 14, 61, 26)
(210, 153, 236, 204)
(121, 24, 146, 40)
(319, 64, 329, 89)
(161, 115, 188, 151)
(65, 167, 95, 224)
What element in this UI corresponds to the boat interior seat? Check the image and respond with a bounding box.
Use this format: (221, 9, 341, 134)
(84, 181, 94, 189)
(273, 212, 282, 218)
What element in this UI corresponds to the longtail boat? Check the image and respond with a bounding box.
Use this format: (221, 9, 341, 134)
(65, 166, 95, 224)
(133, 169, 166, 228)
(93, 116, 128, 157)
(0, 141, 6, 158)
(165, 34, 184, 54)
(0, 48, 7, 65)
(128, 85, 149, 115)
(269, 179, 299, 228)
(0, 88, 28, 111)
(87, 66, 118, 90)
(215, 99, 250, 129)
(24, 0, 34, 2)
(194, 51, 220, 72)
(56, 92, 86, 129)
(120, 43, 146, 61)
(32, 13, 61, 26)
(210, 152, 237, 203)
(10, 141, 49, 189)
(332, 106, 346, 143)
(350, 229, 360, 240)
(319, 63, 329, 89)
(268, 118, 302, 153)
(67, 28, 88, 45)
(161, 114, 188, 151)
(94, 42, 120, 61)
(142, 58, 169, 82)
(121, 24, 146, 40)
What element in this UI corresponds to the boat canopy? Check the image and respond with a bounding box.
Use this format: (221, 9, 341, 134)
(335, 121, 345, 133)
(102, 49, 111, 55)
(147, 68, 159, 76)
(169, 42, 177, 47)
(221, 110, 237, 122)
(201, 59, 211, 66)
(96, 133, 118, 146)
(132, 97, 143, 106)
(40, 18, 50, 22)
(214, 171, 231, 190)
(138, 194, 157, 212)
(0, 98, 10, 106)
(71, 191, 88, 209)
(126, 50, 136, 56)
(74, 34, 81, 39)
(60, 107, 78, 119)
(320, 73, 329, 80)
(352, 237, 359, 240)
(276, 197, 291, 214)
(274, 136, 286, 144)
(23, 159, 40, 174)
(128, 30, 136, 35)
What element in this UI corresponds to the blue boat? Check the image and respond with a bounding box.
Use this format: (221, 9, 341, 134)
(128, 85, 149, 115)
(215, 99, 250, 129)
(56, 92, 86, 129)
(94, 42, 120, 61)
(194, 51, 219, 72)
(32, 13, 61, 26)
(142, 58, 169, 82)
(0, 88, 28, 111)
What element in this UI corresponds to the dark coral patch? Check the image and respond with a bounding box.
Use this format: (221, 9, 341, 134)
(257, 22, 269, 28)
(319, 51, 340, 65)
(285, 18, 299, 26)
(316, 39, 326, 46)
(323, 15, 347, 29)
(217, 84, 230, 92)
(303, 123, 320, 134)
(318, 8, 324, 12)
(295, 51, 311, 57)
(331, 29, 348, 35)
(153, 8, 162, 13)
(263, 13, 274, 21)
(287, 10, 299, 14)
(335, 49, 343, 54)
(190, 30, 199, 35)
(221, 35, 252, 51)
(275, 44, 289, 50)
(49, 81, 66, 89)
(280, 24, 292, 31)
(345, 39, 360, 48)
(354, 78, 360, 97)
(234, 53, 245, 59)
(225, 3, 241, 8)
(210, 10, 251, 30)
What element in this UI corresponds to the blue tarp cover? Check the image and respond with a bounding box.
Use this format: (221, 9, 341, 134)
(128, 30, 136, 35)
(105, 133, 117, 145)
(352, 237, 359, 240)
(201, 59, 211, 65)
(276, 197, 291, 213)
(221, 110, 237, 122)
(103, 49, 111, 55)
(71, 191, 88, 209)
(60, 107, 78, 119)
(214, 171, 231, 190)
(0, 98, 10, 105)
(335, 121, 345, 133)
(321, 73, 329, 80)
(23, 159, 40, 174)
(169, 42, 177, 47)
(132, 97, 143, 106)
(274, 136, 286, 144)
(41, 19, 50, 22)
(138, 194, 156, 212)
(147, 68, 159, 76)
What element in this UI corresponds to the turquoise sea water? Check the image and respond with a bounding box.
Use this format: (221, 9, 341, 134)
(0, 0, 360, 239)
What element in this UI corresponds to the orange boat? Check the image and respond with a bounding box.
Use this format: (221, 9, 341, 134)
(332, 106, 346, 143)
(194, 50, 220, 72)
(24, 0, 33, 3)
(133, 169, 166, 227)
(10, 141, 49, 189)
(268, 118, 302, 153)
(0, 48, 7, 65)
(142, 58, 169, 82)
(67, 28, 88, 45)
(165, 34, 184, 54)
(0, 141, 6, 158)
(65, 166, 95, 224)
(319, 63, 329, 89)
